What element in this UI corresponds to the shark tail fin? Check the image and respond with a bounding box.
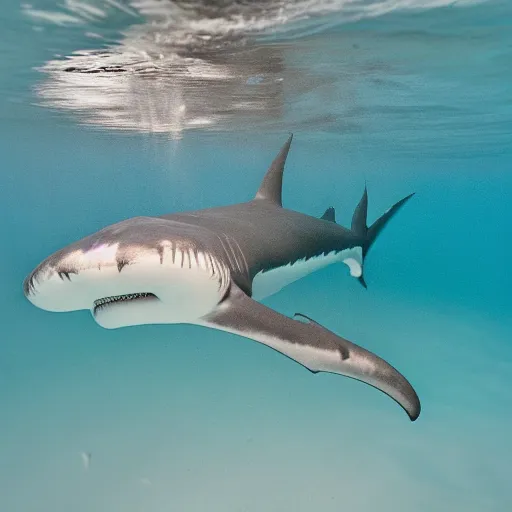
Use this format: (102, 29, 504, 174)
(351, 187, 415, 289)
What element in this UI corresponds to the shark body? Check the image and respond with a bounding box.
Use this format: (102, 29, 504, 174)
(23, 135, 420, 421)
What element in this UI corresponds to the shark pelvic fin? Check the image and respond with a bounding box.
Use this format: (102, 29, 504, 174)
(200, 282, 421, 422)
(320, 206, 336, 223)
(254, 134, 293, 206)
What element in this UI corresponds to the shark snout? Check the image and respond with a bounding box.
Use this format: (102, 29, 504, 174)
(23, 232, 230, 330)
(23, 241, 145, 312)
(23, 217, 232, 328)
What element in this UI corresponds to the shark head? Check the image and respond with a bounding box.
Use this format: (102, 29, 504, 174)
(23, 217, 229, 329)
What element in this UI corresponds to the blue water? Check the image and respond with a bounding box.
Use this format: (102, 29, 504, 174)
(1, 1, 512, 511)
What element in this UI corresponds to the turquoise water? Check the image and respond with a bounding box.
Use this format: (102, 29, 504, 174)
(1, 1, 511, 511)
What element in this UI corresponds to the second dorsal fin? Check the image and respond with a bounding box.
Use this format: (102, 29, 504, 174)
(320, 207, 336, 223)
(254, 134, 293, 207)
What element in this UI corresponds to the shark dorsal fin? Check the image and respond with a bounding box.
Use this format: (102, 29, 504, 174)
(320, 207, 336, 223)
(254, 134, 293, 207)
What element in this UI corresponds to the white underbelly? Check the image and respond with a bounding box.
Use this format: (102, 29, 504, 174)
(251, 246, 362, 300)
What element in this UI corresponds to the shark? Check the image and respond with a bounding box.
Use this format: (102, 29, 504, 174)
(23, 135, 421, 421)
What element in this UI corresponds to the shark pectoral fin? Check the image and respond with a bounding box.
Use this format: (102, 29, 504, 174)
(293, 313, 349, 359)
(199, 284, 420, 421)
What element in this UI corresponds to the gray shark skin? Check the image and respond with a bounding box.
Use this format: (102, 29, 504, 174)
(23, 135, 420, 421)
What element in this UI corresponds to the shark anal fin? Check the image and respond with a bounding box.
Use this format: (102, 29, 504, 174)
(200, 283, 420, 421)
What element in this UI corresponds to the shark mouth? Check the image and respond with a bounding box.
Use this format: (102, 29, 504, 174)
(93, 292, 158, 314)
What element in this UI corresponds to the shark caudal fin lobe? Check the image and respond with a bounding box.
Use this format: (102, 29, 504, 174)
(351, 186, 415, 288)
(254, 134, 293, 207)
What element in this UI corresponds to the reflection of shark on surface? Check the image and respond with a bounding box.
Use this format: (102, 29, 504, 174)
(30, 0, 290, 135)
(23, 135, 420, 421)
(30, 0, 343, 135)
